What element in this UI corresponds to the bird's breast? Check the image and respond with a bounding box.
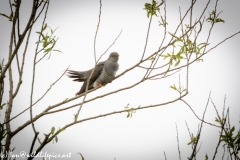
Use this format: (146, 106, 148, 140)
(105, 62, 119, 76)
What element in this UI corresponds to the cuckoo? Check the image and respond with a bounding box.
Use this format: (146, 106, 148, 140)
(67, 52, 119, 95)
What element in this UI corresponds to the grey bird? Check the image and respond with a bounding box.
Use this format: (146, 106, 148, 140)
(67, 52, 119, 95)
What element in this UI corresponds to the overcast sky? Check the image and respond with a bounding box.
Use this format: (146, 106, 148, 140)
(1, 0, 240, 160)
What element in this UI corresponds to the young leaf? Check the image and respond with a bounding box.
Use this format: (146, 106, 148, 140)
(63, 98, 68, 103)
(73, 114, 76, 121)
(55, 136, 58, 143)
(36, 31, 45, 39)
(205, 154, 208, 160)
(168, 32, 180, 40)
(51, 126, 55, 135)
(0, 13, 10, 19)
(77, 152, 85, 160)
(0, 103, 6, 110)
(9, 12, 13, 21)
(216, 18, 225, 23)
(42, 23, 47, 31)
(43, 36, 49, 47)
(198, 21, 202, 34)
(175, 59, 180, 66)
(170, 84, 177, 90)
(127, 112, 130, 118)
(53, 49, 62, 53)
(44, 48, 52, 53)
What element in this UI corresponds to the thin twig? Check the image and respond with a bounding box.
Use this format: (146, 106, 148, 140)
(93, 0, 102, 62)
(0, 0, 41, 82)
(175, 123, 182, 160)
(29, 0, 50, 134)
(164, 151, 167, 160)
(188, 91, 211, 160)
(138, 63, 168, 70)
(4, 66, 68, 125)
(202, 0, 219, 54)
(13, 11, 34, 98)
(45, 92, 188, 142)
(29, 132, 39, 155)
(141, 13, 153, 60)
(181, 98, 220, 128)
(8, 29, 238, 133)
(75, 0, 103, 121)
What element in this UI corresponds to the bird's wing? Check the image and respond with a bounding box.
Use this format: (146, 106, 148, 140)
(88, 61, 105, 81)
(67, 70, 88, 82)
(74, 61, 105, 95)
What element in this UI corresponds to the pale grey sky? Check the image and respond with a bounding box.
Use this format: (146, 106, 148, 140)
(0, 0, 240, 160)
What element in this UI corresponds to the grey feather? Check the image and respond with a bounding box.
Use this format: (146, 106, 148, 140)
(67, 52, 119, 95)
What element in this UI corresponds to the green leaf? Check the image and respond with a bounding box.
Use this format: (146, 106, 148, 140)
(164, 66, 170, 76)
(143, 0, 160, 18)
(127, 112, 130, 118)
(169, 58, 173, 65)
(0, 103, 6, 110)
(1, 58, 4, 66)
(52, 27, 59, 33)
(124, 103, 130, 109)
(51, 126, 55, 135)
(182, 89, 187, 93)
(0, 13, 10, 19)
(230, 126, 235, 134)
(43, 36, 49, 47)
(197, 58, 204, 62)
(198, 21, 202, 34)
(63, 98, 68, 103)
(9, 12, 13, 21)
(198, 43, 209, 50)
(206, 17, 213, 22)
(44, 48, 52, 53)
(175, 59, 180, 66)
(215, 18, 225, 23)
(36, 31, 45, 39)
(73, 114, 77, 121)
(0, 13, 13, 21)
(42, 23, 47, 31)
(50, 28, 54, 34)
(205, 154, 208, 160)
(168, 32, 179, 40)
(52, 49, 62, 53)
(170, 84, 177, 90)
(77, 152, 85, 160)
(55, 136, 58, 143)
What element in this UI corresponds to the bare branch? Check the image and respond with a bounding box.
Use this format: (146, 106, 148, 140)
(181, 98, 220, 128)
(175, 123, 182, 160)
(164, 151, 167, 160)
(0, 0, 42, 82)
(188, 91, 211, 160)
(141, 14, 153, 60)
(46, 92, 188, 142)
(93, 0, 102, 62)
(4, 66, 68, 125)
(29, 132, 39, 156)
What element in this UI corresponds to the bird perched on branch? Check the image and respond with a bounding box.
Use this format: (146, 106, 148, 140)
(67, 52, 119, 95)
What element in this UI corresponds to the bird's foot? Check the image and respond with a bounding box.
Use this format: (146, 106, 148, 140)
(98, 83, 103, 87)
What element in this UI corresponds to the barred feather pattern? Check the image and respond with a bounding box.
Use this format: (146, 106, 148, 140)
(93, 67, 115, 88)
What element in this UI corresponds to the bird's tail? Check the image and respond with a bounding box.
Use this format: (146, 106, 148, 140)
(67, 70, 87, 82)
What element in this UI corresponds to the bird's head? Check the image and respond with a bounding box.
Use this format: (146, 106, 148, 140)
(109, 52, 119, 62)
